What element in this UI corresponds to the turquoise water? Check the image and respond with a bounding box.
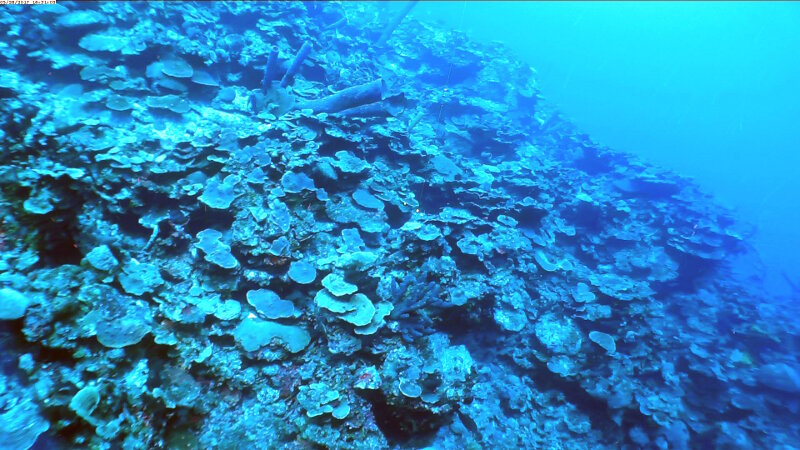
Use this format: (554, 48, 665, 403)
(417, 1, 800, 294)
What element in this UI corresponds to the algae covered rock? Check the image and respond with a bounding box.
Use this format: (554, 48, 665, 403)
(96, 314, 151, 349)
(494, 288, 529, 333)
(22, 188, 55, 215)
(85, 245, 119, 271)
(297, 383, 350, 419)
(90, 285, 153, 348)
(146, 94, 191, 114)
(534, 313, 583, 356)
(55, 10, 107, 28)
(152, 366, 204, 409)
(118, 260, 164, 296)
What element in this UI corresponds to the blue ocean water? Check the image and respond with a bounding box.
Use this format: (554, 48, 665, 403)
(0, 2, 798, 449)
(416, 1, 800, 296)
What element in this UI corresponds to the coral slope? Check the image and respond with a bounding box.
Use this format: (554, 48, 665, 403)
(0, 2, 798, 449)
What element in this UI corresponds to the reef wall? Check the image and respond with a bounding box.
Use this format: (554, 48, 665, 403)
(0, 2, 798, 449)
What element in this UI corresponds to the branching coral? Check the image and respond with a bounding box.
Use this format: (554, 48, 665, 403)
(387, 273, 451, 343)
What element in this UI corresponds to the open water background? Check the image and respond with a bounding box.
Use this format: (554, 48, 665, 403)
(415, 1, 800, 296)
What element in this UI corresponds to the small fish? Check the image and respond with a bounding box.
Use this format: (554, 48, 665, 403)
(456, 408, 483, 442)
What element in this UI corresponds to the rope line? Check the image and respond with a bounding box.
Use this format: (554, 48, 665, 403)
(436, 0, 468, 127)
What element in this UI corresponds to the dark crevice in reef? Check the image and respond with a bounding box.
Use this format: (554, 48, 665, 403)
(516, 205, 548, 234)
(0, 104, 37, 138)
(208, 334, 237, 349)
(317, 135, 354, 158)
(28, 200, 85, 267)
(0, 321, 30, 376)
(448, 238, 485, 272)
(562, 202, 604, 232)
(136, 189, 180, 211)
(412, 182, 461, 215)
(144, 340, 176, 391)
(663, 248, 716, 293)
(32, 421, 77, 450)
(37, 225, 83, 266)
(0, 329, 73, 450)
(384, 203, 410, 229)
(438, 297, 505, 363)
(184, 208, 235, 236)
(526, 360, 621, 442)
(312, 172, 362, 195)
(34, 345, 78, 368)
(418, 62, 480, 86)
(570, 147, 616, 176)
(112, 211, 152, 238)
(363, 390, 444, 446)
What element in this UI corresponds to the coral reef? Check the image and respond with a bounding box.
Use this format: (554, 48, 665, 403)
(0, 2, 798, 449)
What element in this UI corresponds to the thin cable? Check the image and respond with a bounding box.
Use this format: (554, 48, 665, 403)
(449, 0, 468, 85)
(420, 0, 468, 213)
(436, 0, 468, 126)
